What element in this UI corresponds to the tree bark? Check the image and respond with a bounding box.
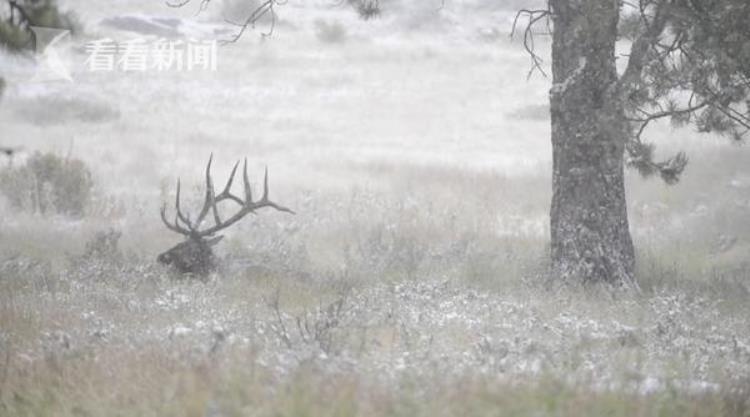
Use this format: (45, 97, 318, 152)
(548, 0, 637, 288)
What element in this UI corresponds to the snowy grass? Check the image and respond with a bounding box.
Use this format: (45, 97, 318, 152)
(1, 0, 750, 414)
(2, 159, 750, 415)
(1, 146, 749, 415)
(1, 250, 749, 416)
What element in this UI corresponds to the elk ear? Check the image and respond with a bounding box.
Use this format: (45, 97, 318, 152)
(206, 235, 224, 247)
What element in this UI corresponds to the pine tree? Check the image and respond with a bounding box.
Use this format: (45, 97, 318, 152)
(169, 0, 750, 289)
(0, 0, 77, 51)
(512, 0, 750, 288)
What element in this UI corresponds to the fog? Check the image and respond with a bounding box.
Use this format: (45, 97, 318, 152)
(1, 0, 749, 415)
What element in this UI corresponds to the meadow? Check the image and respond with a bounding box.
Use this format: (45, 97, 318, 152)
(0, 1, 749, 415)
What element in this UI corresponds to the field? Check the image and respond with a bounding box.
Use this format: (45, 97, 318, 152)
(1, 1, 749, 415)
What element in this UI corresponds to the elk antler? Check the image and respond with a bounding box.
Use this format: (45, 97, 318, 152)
(160, 154, 294, 238)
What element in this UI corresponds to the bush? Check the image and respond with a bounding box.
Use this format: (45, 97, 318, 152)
(314, 19, 348, 44)
(0, 151, 94, 217)
(349, 0, 381, 20)
(69, 228, 126, 279)
(0, 0, 79, 51)
(82, 229, 122, 262)
(0, 19, 32, 50)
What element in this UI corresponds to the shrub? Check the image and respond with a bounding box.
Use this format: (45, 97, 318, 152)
(314, 19, 348, 44)
(0, 19, 32, 50)
(82, 229, 122, 262)
(0, 254, 54, 292)
(69, 228, 126, 279)
(349, 0, 381, 20)
(0, 151, 94, 217)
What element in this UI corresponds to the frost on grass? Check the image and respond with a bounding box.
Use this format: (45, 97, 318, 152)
(1, 181, 749, 409)
(3, 256, 749, 400)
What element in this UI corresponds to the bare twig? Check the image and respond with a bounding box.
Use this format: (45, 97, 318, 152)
(511, 6, 551, 79)
(7, 0, 32, 27)
(167, 0, 287, 42)
(264, 289, 293, 349)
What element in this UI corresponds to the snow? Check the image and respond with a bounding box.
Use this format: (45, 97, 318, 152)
(549, 57, 586, 96)
(1, 0, 749, 403)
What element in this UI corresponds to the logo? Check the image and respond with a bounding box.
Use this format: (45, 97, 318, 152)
(18, 26, 219, 84)
(30, 26, 73, 83)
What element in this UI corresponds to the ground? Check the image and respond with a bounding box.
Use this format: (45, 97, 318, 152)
(0, 1, 749, 415)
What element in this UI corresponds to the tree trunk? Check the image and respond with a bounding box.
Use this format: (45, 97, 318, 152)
(548, 0, 637, 288)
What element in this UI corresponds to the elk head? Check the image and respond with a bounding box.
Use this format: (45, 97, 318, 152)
(158, 155, 294, 276)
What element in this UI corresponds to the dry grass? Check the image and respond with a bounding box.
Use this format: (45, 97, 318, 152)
(1, 212, 749, 415)
(2, 340, 750, 416)
(1, 2, 749, 413)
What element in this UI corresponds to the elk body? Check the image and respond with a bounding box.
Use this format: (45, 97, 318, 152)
(158, 155, 293, 276)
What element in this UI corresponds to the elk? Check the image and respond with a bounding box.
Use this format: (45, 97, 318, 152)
(158, 155, 293, 276)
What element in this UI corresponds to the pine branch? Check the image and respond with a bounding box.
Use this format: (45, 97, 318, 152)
(618, 0, 671, 93)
